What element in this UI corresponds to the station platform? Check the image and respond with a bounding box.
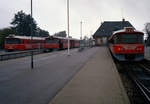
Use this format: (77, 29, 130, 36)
(49, 47, 130, 104)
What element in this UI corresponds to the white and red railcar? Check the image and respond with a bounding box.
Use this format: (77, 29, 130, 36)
(45, 36, 80, 50)
(109, 27, 144, 61)
(5, 35, 80, 51)
(70, 38, 80, 48)
(5, 35, 45, 51)
(44, 36, 60, 51)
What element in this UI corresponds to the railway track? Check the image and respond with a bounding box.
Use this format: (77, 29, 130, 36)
(130, 63, 150, 103)
(116, 60, 150, 103)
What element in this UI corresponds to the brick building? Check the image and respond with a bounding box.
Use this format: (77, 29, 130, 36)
(93, 19, 134, 46)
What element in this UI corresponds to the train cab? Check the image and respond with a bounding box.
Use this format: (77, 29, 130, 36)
(109, 27, 144, 61)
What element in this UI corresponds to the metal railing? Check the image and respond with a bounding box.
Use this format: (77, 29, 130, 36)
(0, 50, 43, 61)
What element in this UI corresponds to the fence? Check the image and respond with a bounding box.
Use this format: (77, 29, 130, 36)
(0, 50, 43, 61)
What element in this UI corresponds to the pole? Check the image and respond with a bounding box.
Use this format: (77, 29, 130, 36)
(67, 0, 70, 55)
(80, 21, 82, 48)
(31, 0, 34, 69)
(80, 21, 82, 40)
(38, 29, 40, 51)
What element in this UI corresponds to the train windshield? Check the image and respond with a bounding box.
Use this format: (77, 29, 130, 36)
(114, 34, 143, 44)
(5, 38, 21, 44)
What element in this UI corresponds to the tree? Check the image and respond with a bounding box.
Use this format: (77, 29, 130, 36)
(144, 23, 150, 46)
(0, 27, 16, 49)
(54, 31, 67, 37)
(83, 36, 89, 40)
(37, 28, 50, 37)
(11, 10, 37, 36)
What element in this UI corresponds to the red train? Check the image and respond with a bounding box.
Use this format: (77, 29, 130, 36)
(4, 35, 80, 51)
(109, 27, 144, 61)
(44, 36, 80, 51)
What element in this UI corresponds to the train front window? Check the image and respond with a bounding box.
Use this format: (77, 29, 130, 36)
(121, 34, 137, 44)
(114, 34, 143, 44)
(6, 38, 21, 44)
(121, 34, 143, 44)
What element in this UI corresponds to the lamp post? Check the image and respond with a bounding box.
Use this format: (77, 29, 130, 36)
(80, 21, 83, 48)
(80, 21, 82, 40)
(37, 28, 40, 51)
(31, 0, 34, 69)
(67, 0, 70, 55)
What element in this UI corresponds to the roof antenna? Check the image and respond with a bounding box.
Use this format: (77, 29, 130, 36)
(121, 8, 125, 22)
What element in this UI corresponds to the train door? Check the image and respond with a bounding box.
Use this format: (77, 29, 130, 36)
(59, 39, 63, 49)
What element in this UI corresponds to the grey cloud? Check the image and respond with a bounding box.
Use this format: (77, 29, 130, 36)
(0, 0, 150, 38)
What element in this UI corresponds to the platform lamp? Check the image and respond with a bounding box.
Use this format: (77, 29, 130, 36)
(67, 0, 70, 55)
(80, 21, 82, 40)
(31, 0, 34, 69)
(80, 21, 83, 48)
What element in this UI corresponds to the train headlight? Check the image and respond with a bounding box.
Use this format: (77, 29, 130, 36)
(137, 48, 140, 51)
(118, 47, 124, 51)
(136, 47, 142, 51)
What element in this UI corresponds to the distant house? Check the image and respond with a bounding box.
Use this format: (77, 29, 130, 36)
(93, 19, 134, 46)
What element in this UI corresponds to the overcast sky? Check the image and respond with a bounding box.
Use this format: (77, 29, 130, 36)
(0, 0, 150, 39)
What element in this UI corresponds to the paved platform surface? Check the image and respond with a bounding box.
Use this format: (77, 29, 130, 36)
(0, 48, 99, 104)
(49, 47, 130, 104)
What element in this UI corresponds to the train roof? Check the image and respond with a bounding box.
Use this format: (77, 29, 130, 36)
(46, 36, 80, 41)
(6, 35, 45, 40)
(113, 27, 144, 35)
(109, 27, 144, 39)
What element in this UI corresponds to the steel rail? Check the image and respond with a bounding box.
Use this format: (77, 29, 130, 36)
(134, 78, 150, 102)
(127, 63, 150, 103)
(138, 63, 150, 72)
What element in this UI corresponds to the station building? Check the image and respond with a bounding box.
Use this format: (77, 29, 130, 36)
(93, 19, 134, 46)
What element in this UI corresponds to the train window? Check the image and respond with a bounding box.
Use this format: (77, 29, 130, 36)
(53, 39, 59, 43)
(45, 39, 59, 43)
(6, 38, 21, 44)
(121, 34, 139, 44)
(64, 40, 68, 43)
(114, 35, 121, 44)
(20, 40, 24, 44)
(137, 34, 144, 44)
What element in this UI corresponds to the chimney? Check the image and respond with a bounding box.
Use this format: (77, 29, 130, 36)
(122, 18, 125, 22)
